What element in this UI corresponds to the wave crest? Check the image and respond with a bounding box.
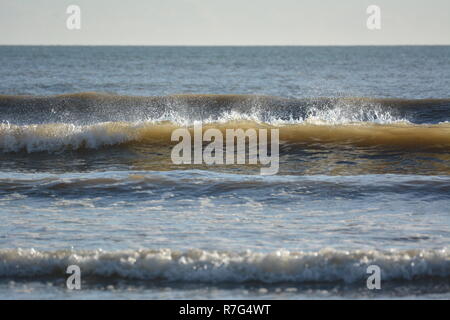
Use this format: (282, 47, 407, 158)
(1, 93, 449, 125)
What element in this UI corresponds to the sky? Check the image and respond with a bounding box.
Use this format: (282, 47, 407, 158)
(0, 0, 449, 45)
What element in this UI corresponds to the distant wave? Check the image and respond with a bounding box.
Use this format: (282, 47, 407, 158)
(0, 248, 448, 284)
(1, 93, 450, 125)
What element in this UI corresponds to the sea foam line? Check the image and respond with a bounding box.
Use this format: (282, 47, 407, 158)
(0, 248, 448, 283)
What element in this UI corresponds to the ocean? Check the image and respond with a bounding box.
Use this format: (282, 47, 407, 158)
(0, 46, 449, 299)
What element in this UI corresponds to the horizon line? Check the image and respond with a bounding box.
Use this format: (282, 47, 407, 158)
(1, 44, 450, 47)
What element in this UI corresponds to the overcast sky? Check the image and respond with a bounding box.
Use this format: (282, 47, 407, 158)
(1, 0, 449, 45)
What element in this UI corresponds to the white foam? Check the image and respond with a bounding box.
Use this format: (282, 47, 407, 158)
(0, 248, 448, 283)
(0, 122, 136, 152)
(199, 102, 406, 126)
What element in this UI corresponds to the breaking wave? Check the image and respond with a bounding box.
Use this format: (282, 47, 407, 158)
(0, 248, 448, 284)
(1, 121, 450, 153)
(1, 93, 449, 153)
